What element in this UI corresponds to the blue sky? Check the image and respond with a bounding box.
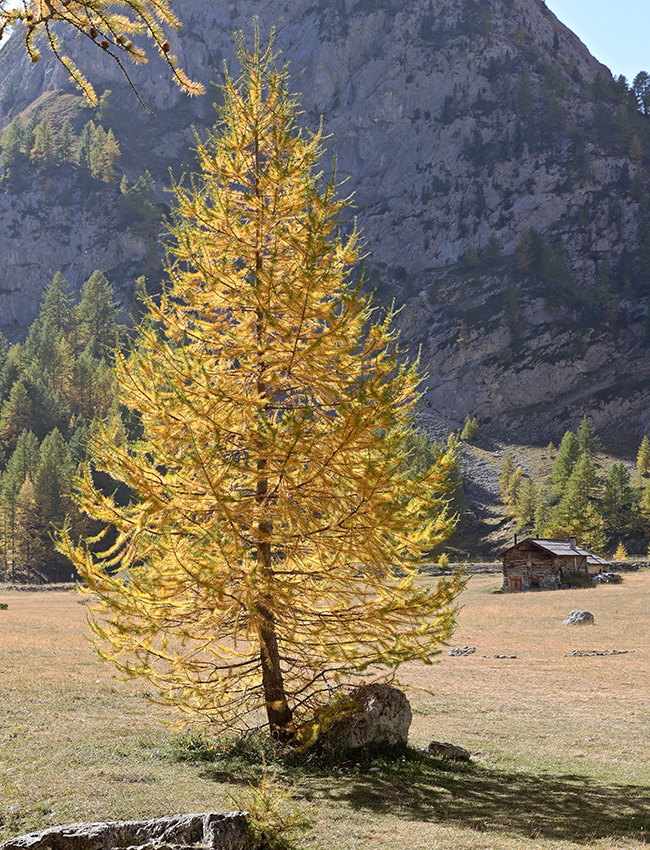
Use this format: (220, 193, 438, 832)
(545, 0, 649, 84)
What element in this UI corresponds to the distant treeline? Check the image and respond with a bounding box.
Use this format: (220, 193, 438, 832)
(500, 417, 650, 556)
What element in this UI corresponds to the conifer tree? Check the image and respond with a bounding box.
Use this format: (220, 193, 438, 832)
(576, 415, 601, 459)
(602, 462, 634, 535)
(41, 272, 72, 334)
(16, 477, 39, 583)
(505, 466, 524, 514)
(515, 477, 537, 531)
(1, 116, 24, 170)
(30, 430, 74, 579)
(74, 271, 119, 354)
(30, 118, 55, 167)
(77, 121, 95, 172)
(637, 435, 650, 479)
(0, 379, 35, 451)
(552, 430, 580, 489)
(1, 430, 39, 580)
(639, 481, 650, 534)
(22, 110, 41, 160)
(545, 455, 605, 551)
(0, 1, 203, 108)
(61, 32, 463, 739)
(499, 451, 515, 496)
(58, 120, 74, 165)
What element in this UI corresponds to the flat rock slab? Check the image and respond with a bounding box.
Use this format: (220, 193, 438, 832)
(0, 813, 251, 850)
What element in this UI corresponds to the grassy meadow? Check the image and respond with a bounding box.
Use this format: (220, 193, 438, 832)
(1, 572, 649, 850)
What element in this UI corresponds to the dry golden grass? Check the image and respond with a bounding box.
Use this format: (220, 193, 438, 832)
(1, 574, 649, 850)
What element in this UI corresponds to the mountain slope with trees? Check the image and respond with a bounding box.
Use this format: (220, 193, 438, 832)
(0, 0, 647, 446)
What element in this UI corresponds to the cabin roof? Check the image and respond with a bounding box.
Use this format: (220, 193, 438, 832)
(502, 538, 611, 566)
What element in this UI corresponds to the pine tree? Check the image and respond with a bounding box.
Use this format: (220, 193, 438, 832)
(545, 455, 605, 551)
(89, 125, 107, 180)
(61, 33, 464, 739)
(515, 477, 537, 531)
(460, 415, 479, 442)
(1, 430, 39, 580)
(505, 467, 524, 514)
(74, 271, 119, 354)
(499, 451, 515, 496)
(0, 1, 203, 108)
(77, 121, 95, 172)
(0, 343, 24, 403)
(639, 481, 650, 535)
(16, 477, 40, 583)
(22, 110, 41, 161)
(0, 379, 36, 452)
(41, 272, 72, 334)
(613, 541, 628, 561)
(68, 416, 90, 466)
(58, 120, 74, 165)
(1, 116, 24, 170)
(637, 435, 650, 479)
(576, 416, 601, 459)
(101, 129, 121, 182)
(33, 430, 73, 521)
(552, 430, 580, 489)
(484, 233, 501, 264)
(602, 462, 634, 535)
(30, 119, 55, 168)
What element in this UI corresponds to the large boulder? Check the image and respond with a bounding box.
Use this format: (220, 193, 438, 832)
(0, 813, 251, 850)
(563, 610, 595, 626)
(325, 684, 412, 751)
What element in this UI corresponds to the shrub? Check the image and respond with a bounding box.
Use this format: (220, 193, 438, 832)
(228, 768, 313, 850)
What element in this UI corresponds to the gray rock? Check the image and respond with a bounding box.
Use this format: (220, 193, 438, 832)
(325, 683, 412, 750)
(563, 610, 595, 626)
(0, 813, 251, 850)
(427, 740, 472, 761)
(449, 646, 476, 656)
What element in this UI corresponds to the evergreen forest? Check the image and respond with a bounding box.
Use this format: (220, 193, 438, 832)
(500, 417, 650, 556)
(0, 270, 122, 582)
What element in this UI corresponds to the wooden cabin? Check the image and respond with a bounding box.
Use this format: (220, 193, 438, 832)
(501, 537, 610, 592)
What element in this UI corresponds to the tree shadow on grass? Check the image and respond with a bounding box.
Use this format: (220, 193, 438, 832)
(312, 759, 650, 845)
(199, 753, 650, 845)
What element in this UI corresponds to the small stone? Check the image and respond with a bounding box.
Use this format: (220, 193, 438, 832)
(563, 610, 595, 626)
(427, 740, 471, 761)
(448, 646, 476, 656)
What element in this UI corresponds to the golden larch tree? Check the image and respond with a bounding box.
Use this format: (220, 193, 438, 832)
(0, 1, 203, 108)
(61, 30, 463, 740)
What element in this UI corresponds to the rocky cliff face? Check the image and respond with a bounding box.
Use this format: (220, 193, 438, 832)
(0, 0, 647, 443)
